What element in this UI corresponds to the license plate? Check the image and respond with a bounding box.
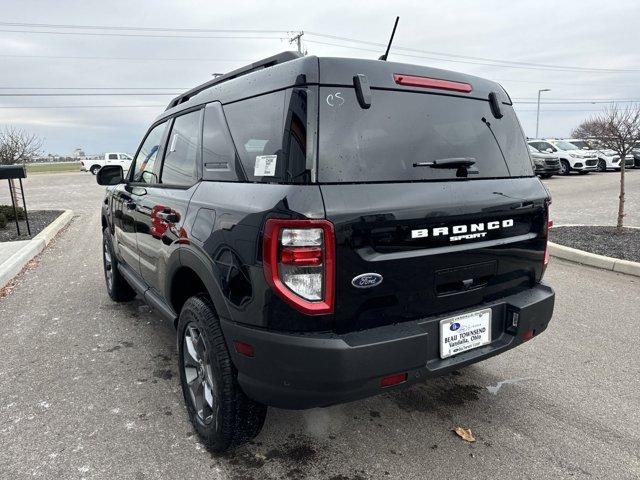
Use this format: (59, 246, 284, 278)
(439, 308, 492, 359)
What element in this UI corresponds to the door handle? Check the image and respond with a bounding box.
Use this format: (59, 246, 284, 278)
(156, 210, 179, 223)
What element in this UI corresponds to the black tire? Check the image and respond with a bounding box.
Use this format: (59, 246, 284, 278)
(597, 159, 607, 172)
(177, 295, 266, 452)
(559, 160, 570, 176)
(90, 165, 101, 175)
(539, 174, 552, 179)
(102, 227, 136, 302)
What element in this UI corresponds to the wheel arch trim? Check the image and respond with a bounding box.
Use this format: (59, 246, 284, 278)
(168, 246, 233, 324)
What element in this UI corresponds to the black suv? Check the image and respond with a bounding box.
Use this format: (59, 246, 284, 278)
(98, 52, 555, 452)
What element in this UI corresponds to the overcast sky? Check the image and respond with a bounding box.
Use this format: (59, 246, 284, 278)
(1, 0, 639, 155)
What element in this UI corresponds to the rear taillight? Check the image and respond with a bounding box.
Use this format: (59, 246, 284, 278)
(393, 73, 472, 93)
(263, 219, 335, 315)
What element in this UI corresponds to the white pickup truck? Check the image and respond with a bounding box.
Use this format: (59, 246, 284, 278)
(81, 153, 133, 175)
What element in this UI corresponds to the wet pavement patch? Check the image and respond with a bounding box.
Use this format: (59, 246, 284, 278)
(220, 436, 321, 479)
(392, 386, 437, 413)
(265, 442, 317, 465)
(152, 369, 174, 380)
(392, 383, 483, 412)
(436, 384, 483, 406)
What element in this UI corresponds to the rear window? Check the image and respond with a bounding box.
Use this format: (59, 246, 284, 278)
(318, 88, 532, 182)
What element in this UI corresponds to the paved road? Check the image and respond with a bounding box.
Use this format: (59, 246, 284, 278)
(0, 172, 638, 480)
(542, 168, 640, 227)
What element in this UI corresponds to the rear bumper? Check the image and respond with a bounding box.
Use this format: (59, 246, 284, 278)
(221, 283, 555, 409)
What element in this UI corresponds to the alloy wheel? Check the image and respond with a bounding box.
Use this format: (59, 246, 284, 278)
(183, 324, 218, 425)
(103, 240, 114, 292)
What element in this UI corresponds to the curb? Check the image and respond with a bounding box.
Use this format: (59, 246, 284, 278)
(548, 224, 640, 277)
(0, 210, 74, 289)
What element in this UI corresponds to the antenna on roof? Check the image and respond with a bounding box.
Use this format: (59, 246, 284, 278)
(378, 16, 399, 61)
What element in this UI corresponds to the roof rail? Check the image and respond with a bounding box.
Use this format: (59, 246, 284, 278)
(166, 51, 303, 111)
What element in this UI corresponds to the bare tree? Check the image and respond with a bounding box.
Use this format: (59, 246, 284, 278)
(0, 126, 43, 166)
(572, 104, 640, 232)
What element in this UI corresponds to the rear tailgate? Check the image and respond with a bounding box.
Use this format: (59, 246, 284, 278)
(320, 179, 548, 333)
(316, 59, 548, 333)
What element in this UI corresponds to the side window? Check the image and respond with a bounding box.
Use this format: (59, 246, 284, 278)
(108, 153, 118, 160)
(161, 109, 202, 186)
(132, 121, 168, 184)
(202, 102, 240, 181)
(224, 91, 286, 182)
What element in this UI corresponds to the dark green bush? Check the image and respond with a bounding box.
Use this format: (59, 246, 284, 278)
(0, 212, 6, 229)
(0, 205, 26, 221)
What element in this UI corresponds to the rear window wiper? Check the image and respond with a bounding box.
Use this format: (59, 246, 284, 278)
(413, 157, 476, 169)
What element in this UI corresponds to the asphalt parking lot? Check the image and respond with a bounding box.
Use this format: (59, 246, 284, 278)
(542, 169, 640, 226)
(1, 171, 639, 480)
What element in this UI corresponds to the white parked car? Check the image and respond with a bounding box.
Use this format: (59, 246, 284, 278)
(528, 139, 598, 176)
(81, 153, 133, 175)
(564, 139, 633, 172)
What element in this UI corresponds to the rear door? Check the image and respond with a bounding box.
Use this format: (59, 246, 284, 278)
(316, 85, 548, 333)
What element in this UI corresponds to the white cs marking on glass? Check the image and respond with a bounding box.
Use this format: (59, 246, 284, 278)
(326, 92, 345, 107)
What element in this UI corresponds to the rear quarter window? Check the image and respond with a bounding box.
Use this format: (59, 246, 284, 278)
(223, 88, 314, 183)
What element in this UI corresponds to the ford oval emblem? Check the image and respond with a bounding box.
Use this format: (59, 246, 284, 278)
(351, 273, 383, 289)
(351, 273, 382, 288)
(450, 322, 461, 331)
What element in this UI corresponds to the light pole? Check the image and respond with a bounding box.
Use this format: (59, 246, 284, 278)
(535, 88, 551, 138)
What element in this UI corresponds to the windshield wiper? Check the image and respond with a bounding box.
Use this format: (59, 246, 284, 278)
(413, 157, 476, 168)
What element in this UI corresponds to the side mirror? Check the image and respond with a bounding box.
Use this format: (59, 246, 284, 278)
(545, 148, 554, 153)
(140, 170, 158, 184)
(97, 165, 124, 185)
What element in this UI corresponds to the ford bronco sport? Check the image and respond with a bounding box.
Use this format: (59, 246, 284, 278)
(97, 52, 555, 452)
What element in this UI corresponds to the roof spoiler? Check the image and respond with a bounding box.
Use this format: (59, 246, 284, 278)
(165, 51, 303, 111)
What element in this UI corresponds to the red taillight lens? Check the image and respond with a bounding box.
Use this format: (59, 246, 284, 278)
(380, 373, 408, 388)
(234, 341, 254, 358)
(522, 329, 536, 342)
(393, 73, 472, 93)
(280, 247, 322, 266)
(263, 219, 335, 315)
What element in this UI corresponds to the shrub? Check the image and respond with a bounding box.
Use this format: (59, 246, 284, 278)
(0, 212, 6, 229)
(0, 205, 25, 221)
